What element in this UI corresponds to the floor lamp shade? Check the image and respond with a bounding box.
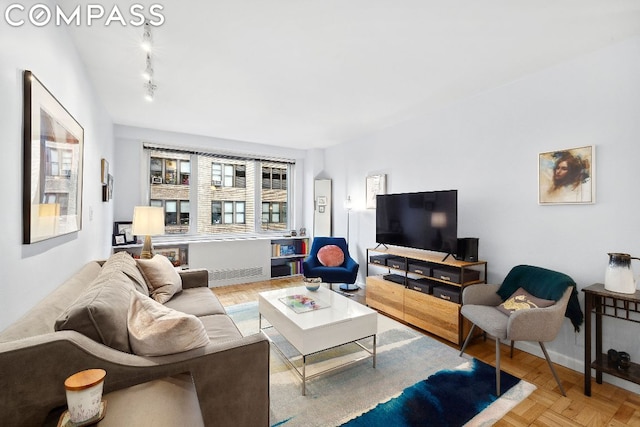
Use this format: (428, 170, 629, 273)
(131, 206, 165, 259)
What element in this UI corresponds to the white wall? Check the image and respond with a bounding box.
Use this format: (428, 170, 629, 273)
(324, 37, 640, 392)
(0, 23, 115, 330)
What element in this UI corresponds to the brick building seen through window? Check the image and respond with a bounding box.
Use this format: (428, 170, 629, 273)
(146, 148, 291, 235)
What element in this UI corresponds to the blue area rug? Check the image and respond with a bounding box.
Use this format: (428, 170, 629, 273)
(226, 301, 535, 427)
(341, 358, 520, 427)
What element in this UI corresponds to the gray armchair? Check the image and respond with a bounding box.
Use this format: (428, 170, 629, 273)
(459, 266, 576, 397)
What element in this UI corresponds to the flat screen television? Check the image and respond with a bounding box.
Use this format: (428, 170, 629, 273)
(376, 190, 458, 254)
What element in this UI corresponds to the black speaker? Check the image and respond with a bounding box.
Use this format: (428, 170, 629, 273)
(455, 238, 479, 262)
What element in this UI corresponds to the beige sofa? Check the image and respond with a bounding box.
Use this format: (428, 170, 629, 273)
(0, 252, 269, 426)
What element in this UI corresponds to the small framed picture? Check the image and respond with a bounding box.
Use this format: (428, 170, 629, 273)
(317, 196, 327, 206)
(113, 221, 136, 244)
(366, 174, 387, 209)
(318, 206, 325, 213)
(112, 234, 126, 246)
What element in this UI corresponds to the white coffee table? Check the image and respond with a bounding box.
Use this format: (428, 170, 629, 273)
(258, 285, 377, 395)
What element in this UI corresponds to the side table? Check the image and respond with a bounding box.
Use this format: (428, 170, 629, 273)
(583, 283, 640, 396)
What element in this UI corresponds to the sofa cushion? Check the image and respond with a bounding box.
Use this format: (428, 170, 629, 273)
(99, 374, 204, 427)
(164, 288, 227, 317)
(136, 255, 182, 303)
(317, 245, 344, 267)
(102, 251, 149, 296)
(54, 269, 136, 353)
(127, 291, 210, 356)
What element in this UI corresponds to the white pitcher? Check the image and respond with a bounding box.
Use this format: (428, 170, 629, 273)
(604, 253, 640, 294)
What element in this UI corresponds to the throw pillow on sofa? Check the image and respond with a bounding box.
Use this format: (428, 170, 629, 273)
(102, 251, 149, 296)
(127, 291, 210, 356)
(136, 255, 183, 303)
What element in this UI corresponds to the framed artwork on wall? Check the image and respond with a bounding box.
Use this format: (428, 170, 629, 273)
(101, 159, 109, 185)
(366, 174, 387, 209)
(538, 145, 595, 205)
(22, 70, 84, 244)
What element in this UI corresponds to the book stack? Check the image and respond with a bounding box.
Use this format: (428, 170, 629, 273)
(271, 239, 308, 257)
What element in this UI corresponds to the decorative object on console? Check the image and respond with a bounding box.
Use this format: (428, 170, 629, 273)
(538, 145, 595, 205)
(604, 252, 639, 294)
(618, 351, 631, 370)
(22, 70, 84, 244)
(366, 174, 386, 209)
(131, 206, 165, 259)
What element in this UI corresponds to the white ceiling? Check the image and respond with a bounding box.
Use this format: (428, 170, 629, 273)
(60, 0, 640, 149)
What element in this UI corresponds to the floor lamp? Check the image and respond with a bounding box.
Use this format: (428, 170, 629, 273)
(340, 196, 359, 291)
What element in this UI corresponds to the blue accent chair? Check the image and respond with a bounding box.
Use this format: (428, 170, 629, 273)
(303, 237, 359, 291)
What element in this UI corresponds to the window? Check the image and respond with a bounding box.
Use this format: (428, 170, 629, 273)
(145, 146, 293, 236)
(180, 161, 190, 185)
(262, 166, 287, 190)
(236, 201, 245, 224)
(180, 201, 190, 224)
(165, 200, 177, 224)
(211, 201, 222, 224)
(212, 162, 246, 188)
(261, 202, 287, 224)
(150, 156, 190, 186)
(211, 163, 222, 187)
(211, 201, 245, 225)
(45, 147, 73, 177)
(150, 199, 190, 231)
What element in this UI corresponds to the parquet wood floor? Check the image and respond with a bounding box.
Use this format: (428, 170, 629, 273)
(213, 278, 640, 426)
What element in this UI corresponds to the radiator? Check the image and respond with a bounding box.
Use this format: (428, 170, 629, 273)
(188, 239, 271, 287)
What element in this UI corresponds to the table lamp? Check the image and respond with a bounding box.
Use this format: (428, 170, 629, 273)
(131, 206, 165, 259)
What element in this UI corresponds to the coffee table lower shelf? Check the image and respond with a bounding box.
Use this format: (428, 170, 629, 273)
(260, 319, 376, 396)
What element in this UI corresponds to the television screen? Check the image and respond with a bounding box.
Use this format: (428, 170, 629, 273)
(376, 190, 458, 254)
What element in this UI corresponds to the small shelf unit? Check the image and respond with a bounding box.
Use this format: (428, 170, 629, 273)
(583, 283, 640, 396)
(270, 236, 310, 278)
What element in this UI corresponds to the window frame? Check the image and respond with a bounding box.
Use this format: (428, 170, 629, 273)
(144, 146, 294, 237)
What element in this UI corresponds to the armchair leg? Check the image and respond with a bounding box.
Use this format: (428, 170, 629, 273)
(539, 342, 566, 396)
(496, 338, 501, 396)
(510, 340, 514, 358)
(459, 324, 476, 357)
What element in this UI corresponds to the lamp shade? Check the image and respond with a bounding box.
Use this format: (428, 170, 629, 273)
(132, 206, 165, 236)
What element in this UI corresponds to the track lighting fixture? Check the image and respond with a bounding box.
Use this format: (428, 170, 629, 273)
(142, 53, 153, 81)
(144, 80, 156, 102)
(141, 21, 152, 52)
(141, 21, 157, 101)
